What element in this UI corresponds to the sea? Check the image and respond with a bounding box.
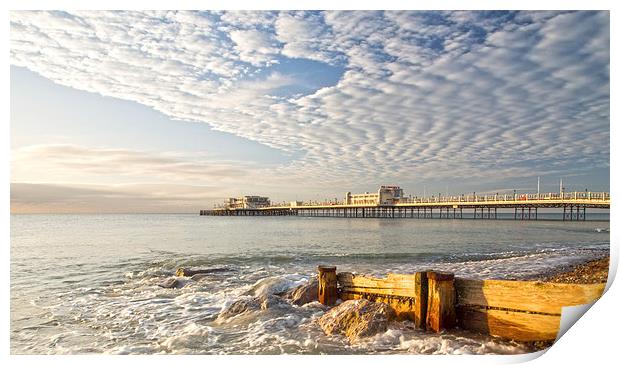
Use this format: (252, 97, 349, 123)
(10, 213, 610, 355)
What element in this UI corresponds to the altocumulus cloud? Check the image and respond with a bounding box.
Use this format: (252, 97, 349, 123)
(10, 11, 609, 194)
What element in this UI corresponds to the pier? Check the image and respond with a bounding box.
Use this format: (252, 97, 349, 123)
(200, 191, 609, 221)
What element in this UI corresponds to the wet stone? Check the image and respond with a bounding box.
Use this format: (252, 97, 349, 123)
(244, 276, 297, 297)
(218, 298, 261, 320)
(158, 277, 186, 289)
(176, 267, 232, 277)
(318, 299, 396, 342)
(283, 278, 319, 306)
(258, 294, 290, 310)
(218, 294, 291, 320)
(190, 273, 212, 281)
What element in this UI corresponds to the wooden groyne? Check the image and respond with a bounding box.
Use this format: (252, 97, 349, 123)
(317, 266, 606, 342)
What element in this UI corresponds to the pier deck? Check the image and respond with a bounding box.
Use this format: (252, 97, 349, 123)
(200, 192, 609, 221)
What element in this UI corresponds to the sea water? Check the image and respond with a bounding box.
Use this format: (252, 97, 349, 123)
(10, 214, 610, 354)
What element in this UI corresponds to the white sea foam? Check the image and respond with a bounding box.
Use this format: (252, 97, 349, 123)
(246, 274, 308, 296)
(158, 323, 216, 353)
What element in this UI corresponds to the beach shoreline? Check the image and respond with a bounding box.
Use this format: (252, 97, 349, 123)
(532, 256, 610, 284)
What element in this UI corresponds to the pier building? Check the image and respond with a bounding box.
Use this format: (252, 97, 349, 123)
(345, 185, 404, 205)
(225, 196, 270, 209)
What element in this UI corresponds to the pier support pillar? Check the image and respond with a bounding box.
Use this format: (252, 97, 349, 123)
(426, 271, 456, 333)
(318, 265, 338, 306)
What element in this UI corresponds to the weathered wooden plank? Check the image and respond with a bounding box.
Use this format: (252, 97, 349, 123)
(338, 285, 418, 297)
(386, 273, 419, 283)
(455, 278, 604, 314)
(457, 306, 561, 341)
(340, 291, 417, 321)
(337, 272, 419, 298)
(338, 272, 418, 286)
(426, 271, 456, 332)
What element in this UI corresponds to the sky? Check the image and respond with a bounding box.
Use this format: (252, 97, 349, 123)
(9, 10, 610, 213)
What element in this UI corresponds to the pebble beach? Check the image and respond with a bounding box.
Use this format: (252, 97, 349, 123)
(536, 256, 610, 284)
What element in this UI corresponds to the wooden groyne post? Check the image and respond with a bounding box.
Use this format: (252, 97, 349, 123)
(426, 271, 456, 332)
(318, 265, 338, 306)
(413, 271, 428, 329)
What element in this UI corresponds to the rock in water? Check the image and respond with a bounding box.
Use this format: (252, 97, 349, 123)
(218, 298, 261, 320)
(318, 299, 396, 342)
(176, 267, 231, 277)
(190, 273, 211, 281)
(258, 294, 290, 310)
(245, 276, 297, 297)
(217, 294, 291, 320)
(284, 278, 319, 306)
(158, 277, 185, 289)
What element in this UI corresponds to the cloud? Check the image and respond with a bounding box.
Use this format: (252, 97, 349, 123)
(10, 11, 610, 202)
(12, 144, 256, 183)
(274, 11, 341, 64)
(10, 182, 228, 213)
(229, 29, 280, 66)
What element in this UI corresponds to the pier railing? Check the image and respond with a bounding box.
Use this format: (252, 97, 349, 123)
(217, 191, 609, 209)
(317, 266, 606, 342)
(401, 191, 609, 204)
